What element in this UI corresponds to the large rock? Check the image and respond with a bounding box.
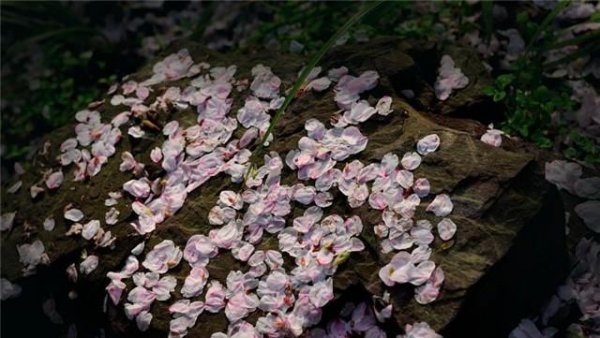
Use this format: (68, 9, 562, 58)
(1, 38, 568, 338)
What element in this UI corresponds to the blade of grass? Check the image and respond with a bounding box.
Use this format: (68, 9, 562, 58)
(524, 0, 570, 55)
(5, 27, 110, 57)
(482, 1, 493, 42)
(245, 0, 384, 180)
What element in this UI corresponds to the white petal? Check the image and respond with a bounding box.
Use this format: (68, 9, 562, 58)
(437, 218, 457, 241)
(64, 208, 84, 222)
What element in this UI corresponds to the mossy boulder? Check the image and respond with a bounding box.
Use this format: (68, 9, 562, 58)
(1, 38, 568, 338)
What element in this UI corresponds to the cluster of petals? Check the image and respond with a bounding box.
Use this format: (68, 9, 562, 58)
(63, 215, 115, 248)
(480, 124, 504, 147)
(108, 241, 182, 332)
(141, 48, 195, 86)
(303, 67, 332, 92)
(379, 248, 436, 287)
(17, 240, 49, 276)
(94, 54, 456, 338)
(309, 302, 387, 338)
(355, 135, 453, 306)
(142, 240, 182, 273)
(125, 271, 177, 331)
(169, 152, 363, 336)
(120, 55, 268, 235)
(106, 255, 140, 305)
(59, 109, 122, 183)
(545, 160, 600, 233)
(280, 213, 364, 276)
(286, 119, 368, 181)
(434, 55, 469, 101)
(509, 238, 600, 337)
(332, 97, 393, 128)
(236, 64, 284, 143)
(334, 70, 379, 109)
(169, 299, 205, 337)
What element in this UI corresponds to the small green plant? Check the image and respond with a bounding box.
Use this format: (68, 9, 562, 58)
(483, 0, 599, 165)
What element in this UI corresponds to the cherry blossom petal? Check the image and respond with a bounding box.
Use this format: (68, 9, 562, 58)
(128, 126, 145, 138)
(204, 281, 226, 313)
(64, 208, 84, 222)
(1, 212, 16, 232)
(82, 220, 101, 240)
(416, 134, 440, 155)
(136, 311, 152, 332)
(375, 96, 393, 116)
(401, 152, 422, 171)
(426, 194, 453, 217)
(437, 218, 457, 241)
(46, 171, 64, 189)
(142, 240, 182, 274)
(80, 255, 99, 275)
(400, 322, 442, 338)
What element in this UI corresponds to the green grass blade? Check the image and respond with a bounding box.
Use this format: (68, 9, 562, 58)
(525, 0, 570, 54)
(482, 1, 493, 41)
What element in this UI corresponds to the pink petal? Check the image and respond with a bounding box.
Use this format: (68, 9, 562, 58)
(416, 134, 440, 155)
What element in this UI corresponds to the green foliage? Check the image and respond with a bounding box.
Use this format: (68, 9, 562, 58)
(483, 58, 582, 155)
(565, 131, 600, 164)
(483, 0, 599, 164)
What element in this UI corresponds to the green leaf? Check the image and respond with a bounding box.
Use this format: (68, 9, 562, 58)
(533, 133, 552, 148)
(496, 74, 515, 89)
(493, 91, 506, 102)
(481, 1, 493, 41)
(482, 85, 495, 96)
(564, 147, 577, 158)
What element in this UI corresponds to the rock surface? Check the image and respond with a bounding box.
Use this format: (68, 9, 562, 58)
(1, 38, 569, 338)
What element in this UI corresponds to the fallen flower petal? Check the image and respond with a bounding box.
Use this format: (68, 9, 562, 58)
(142, 240, 182, 274)
(426, 194, 453, 217)
(64, 208, 84, 222)
(437, 218, 457, 241)
(80, 255, 99, 275)
(416, 134, 440, 155)
(46, 171, 64, 189)
(1, 212, 16, 232)
(1, 278, 22, 300)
